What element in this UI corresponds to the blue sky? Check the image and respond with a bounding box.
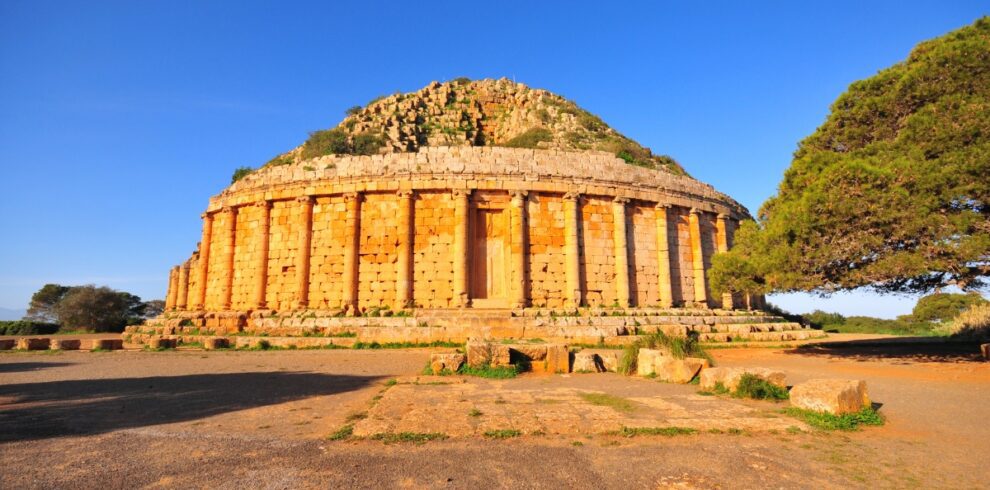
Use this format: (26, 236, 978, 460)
(0, 1, 986, 316)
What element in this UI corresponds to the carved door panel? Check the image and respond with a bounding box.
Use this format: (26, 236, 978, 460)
(471, 208, 508, 306)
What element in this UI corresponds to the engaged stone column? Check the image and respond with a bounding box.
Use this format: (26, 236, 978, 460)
(689, 208, 708, 308)
(219, 206, 238, 310)
(176, 262, 189, 310)
(612, 197, 631, 308)
(165, 266, 179, 311)
(563, 192, 582, 308)
(395, 190, 414, 310)
(252, 200, 271, 310)
(452, 189, 471, 308)
(194, 212, 214, 310)
(294, 196, 314, 310)
(715, 213, 734, 310)
(655, 204, 674, 308)
(510, 190, 529, 309)
(342, 192, 361, 311)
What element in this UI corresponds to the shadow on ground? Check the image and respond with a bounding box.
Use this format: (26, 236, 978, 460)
(0, 362, 75, 373)
(789, 338, 985, 363)
(0, 372, 381, 442)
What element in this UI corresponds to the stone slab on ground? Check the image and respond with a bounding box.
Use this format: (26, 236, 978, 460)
(430, 353, 465, 374)
(49, 339, 81, 350)
(789, 379, 870, 415)
(16, 338, 50, 350)
(655, 357, 710, 384)
(90, 339, 123, 350)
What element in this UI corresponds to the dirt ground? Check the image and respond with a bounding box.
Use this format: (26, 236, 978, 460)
(1, 337, 988, 489)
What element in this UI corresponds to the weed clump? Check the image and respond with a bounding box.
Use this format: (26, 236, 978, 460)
(734, 374, 789, 401)
(783, 407, 884, 431)
(483, 429, 522, 439)
(619, 331, 711, 375)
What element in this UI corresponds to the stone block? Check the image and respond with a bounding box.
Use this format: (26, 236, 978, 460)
(203, 337, 229, 350)
(430, 353, 465, 374)
(91, 339, 123, 350)
(699, 367, 786, 392)
(790, 379, 870, 415)
(572, 351, 601, 372)
(543, 344, 570, 373)
(982, 343, 989, 361)
(466, 341, 510, 367)
(148, 337, 178, 349)
(655, 357, 710, 384)
(0, 339, 15, 350)
(49, 339, 81, 350)
(637, 348, 665, 376)
(17, 338, 51, 350)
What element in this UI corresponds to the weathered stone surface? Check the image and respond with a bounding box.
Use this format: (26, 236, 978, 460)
(699, 367, 786, 392)
(790, 379, 870, 415)
(91, 339, 123, 350)
(573, 351, 602, 372)
(543, 344, 570, 373)
(0, 339, 15, 350)
(637, 348, 665, 376)
(49, 339, 81, 350)
(430, 353, 465, 374)
(655, 357, 710, 384)
(148, 337, 177, 349)
(466, 341, 510, 367)
(203, 337, 229, 350)
(17, 338, 51, 350)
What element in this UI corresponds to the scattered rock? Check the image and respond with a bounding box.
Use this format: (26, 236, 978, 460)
(790, 379, 870, 415)
(49, 339, 81, 350)
(466, 341, 510, 367)
(699, 367, 786, 392)
(430, 353, 465, 374)
(90, 339, 123, 350)
(572, 351, 602, 373)
(16, 338, 51, 350)
(543, 344, 570, 373)
(637, 348, 665, 376)
(203, 337, 229, 350)
(655, 357, 710, 384)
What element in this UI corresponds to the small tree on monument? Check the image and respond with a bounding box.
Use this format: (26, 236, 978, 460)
(711, 17, 990, 299)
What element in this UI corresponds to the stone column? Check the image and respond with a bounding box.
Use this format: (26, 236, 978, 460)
(252, 200, 271, 310)
(509, 190, 529, 309)
(395, 190, 414, 310)
(655, 204, 674, 308)
(342, 192, 361, 311)
(193, 212, 214, 310)
(563, 192, 582, 308)
(294, 196, 314, 310)
(612, 197, 631, 308)
(715, 213, 734, 310)
(219, 206, 238, 310)
(452, 189, 471, 307)
(165, 266, 179, 311)
(176, 262, 189, 310)
(689, 208, 708, 308)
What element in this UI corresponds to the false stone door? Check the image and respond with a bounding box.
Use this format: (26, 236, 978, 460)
(471, 208, 509, 308)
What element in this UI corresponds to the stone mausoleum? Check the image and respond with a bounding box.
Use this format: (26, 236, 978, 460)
(130, 79, 816, 348)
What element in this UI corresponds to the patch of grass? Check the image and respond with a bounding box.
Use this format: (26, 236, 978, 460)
(501, 128, 553, 148)
(483, 429, 522, 439)
(327, 424, 354, 441)
(370, 432, 448, 444)
(619, 330, 711, 375)
(353, 341, 462, 349)
(697, 382, 730, 397)
(345, 412, 367, 422)
(457, 364, 520, 379)
(733, 374, 789, 401)
(384, 378, 398, 387)
(468, 408, 482, 417)
(579, 392, 637, 413)
(571, 440, 584, 447)
(613, 426, 698, 437)
(783, 407, 884, 431)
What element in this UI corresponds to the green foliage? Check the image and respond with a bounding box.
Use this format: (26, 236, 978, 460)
(483, 429, 521, 439)
(301, 128, 352, 159)
(265, 154, 293, 166)
(619, 330, 711, 375)
(502, 128, 553, 148)
(935, 302, 990, 338)
(911, 292, 988, 322)
(468, 408, 482, 417)
(783, 407, 885, 431)
(578, 392, 637, 412)
(30, 284, 152, 332)
(733, 374, 789, 400)
(613, 426, 697, 437)
(370, 432, 448, 444)
(0, 320, 60, 335)
(351, 132, 383, 155)
(345, 105, 362, 116)
(711, 18, 990, 296)
(457, 363, 520, 379)
(352, 340, 461, 349)
(327, 424, 354, 440)
(452, 77, 471, 85)
(25, 283, 70, 322)
(230, 166, 253, 184)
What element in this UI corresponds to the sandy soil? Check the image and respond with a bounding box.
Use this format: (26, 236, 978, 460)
(1, 340, 988, 489)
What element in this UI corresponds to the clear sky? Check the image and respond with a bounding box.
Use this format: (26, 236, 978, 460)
(0, 1, 986, 317)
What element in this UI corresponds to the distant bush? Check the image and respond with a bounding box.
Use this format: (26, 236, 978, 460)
(452, 77, 471, 85)
(345, 105, 363, 116)
(301, 128, 352, 159)
(352, 132, 383, 155)
(230, 166, 253, 184)
(502, 128, 552, 148)
(266, 154, 293, 166)
(0, 321, 60, 336)
(935, 303, 990, 339)
(911, 292, 988, 323)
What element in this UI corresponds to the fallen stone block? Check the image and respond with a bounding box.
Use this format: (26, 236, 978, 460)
(90, 339, 123, 350)
(542, 344, 570, 373)
(637, 348, 665, 376)
(49, 339, 81, 350)
(790, 379, 870, 415)
(203, 337, 229, 350)
(572, 351, 602, 373)
(699, 367, 786, 392)
(0, 339, 15, 350)
(466, 340, 510, 367)
(655, 357, 710, 384)
(430, 353, 465, 374)
(148, 337, 177, 349)
(17, 338, 51, 350)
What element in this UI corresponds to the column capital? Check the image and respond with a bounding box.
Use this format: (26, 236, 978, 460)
(613, 196, 630, 205)
(689, 207, 702, 215)
(342, 191, 362, 202)
(219, 206, 237, 215)
(717, 212, 730, 221)
(253, 200, 272, 210)
(200, 212, 212, 220)
(296, 195, 315, 204)
(655, 202, 672, 210)
(563, 192, 581, 202)
(510, 190, 528, 203)
(451, 188, 472, 199)
(396, 190, 414, 199)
